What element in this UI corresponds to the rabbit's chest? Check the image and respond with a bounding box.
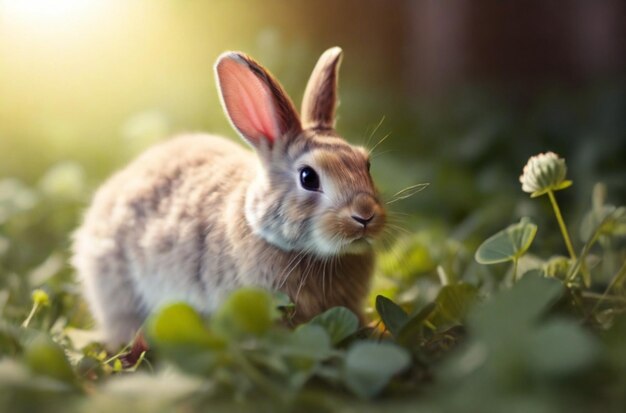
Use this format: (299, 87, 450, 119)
(130, 219, 243, 314)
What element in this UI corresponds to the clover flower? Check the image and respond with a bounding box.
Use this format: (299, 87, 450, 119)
(520, 152, 572, 197)
(520, 152, 579, 273)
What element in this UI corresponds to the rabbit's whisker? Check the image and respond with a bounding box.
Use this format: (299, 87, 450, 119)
(295, 255, 315, 305)
(386, 183, 429, 205)
(278, 248, 309, 290)
(365, 115, 386, 148)
(368, 133, 391, 156)
(385, 223, 411, 235)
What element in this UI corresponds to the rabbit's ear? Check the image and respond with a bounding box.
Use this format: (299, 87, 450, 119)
(215, 52, 301, 149)
(301, 47, 343, 130)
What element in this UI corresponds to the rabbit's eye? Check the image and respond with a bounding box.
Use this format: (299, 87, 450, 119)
(299, 166, 320, 191)
(366, 160, 371, 171)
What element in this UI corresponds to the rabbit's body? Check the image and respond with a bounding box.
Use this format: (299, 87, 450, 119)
(73, 48, 385, 347)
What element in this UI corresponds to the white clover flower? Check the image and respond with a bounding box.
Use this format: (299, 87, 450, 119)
(519, 152, 572, 197)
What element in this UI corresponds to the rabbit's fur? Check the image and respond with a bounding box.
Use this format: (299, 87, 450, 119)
(72, 47, 386, 347)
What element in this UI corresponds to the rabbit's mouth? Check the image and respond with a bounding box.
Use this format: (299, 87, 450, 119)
(342, 237, 373, 254)
(308, 231, 373, 256)
(330, 233, 376, 255)
(310, 205, 385, 256)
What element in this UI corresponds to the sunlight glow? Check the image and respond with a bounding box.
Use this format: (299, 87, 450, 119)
(0, 0, 104, 29)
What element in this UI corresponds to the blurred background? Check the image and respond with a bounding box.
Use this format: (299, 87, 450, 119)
(0, 0, 625, 283)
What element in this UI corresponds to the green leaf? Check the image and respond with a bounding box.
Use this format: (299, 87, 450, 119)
(24, 334, 75, 384)
(602, 314, 626, 371)
(279, 324, 332, 361)
(272, 291, 293, 308)
(309, 307, 359, 346)
(147, 302, 224, 349)
(527, 320, 598, 375)
(433, 283, 479, 326)
(375, 295, 409, 337)
(475, 218, 537, 264)
(471, 274, 563, 339)
(112, 358, 123, 372)
(530, 181, 572, 198)
(147, 303, 226, 375)
(437, 275, 568, 392)
(0, 358, 73, 393)
(276, 324, 332, 386)
(555, 180, 573, 191)
(344, 341, 410, 398)
(213, 288, 277, 337)
(0, 320, 29, 356)
(396, 303, 437, 347)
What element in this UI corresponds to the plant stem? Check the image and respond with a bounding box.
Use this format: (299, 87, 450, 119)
(566, 228, 601, 286)
(592, 260, 626, 314)
(581, 291, 626, 303)
(565, 209, 616, 286)
(512, 258, 519, 284)
(547, 190, 577, 261)
(437, 265, 451, 286)
(21, 302, 39, 328)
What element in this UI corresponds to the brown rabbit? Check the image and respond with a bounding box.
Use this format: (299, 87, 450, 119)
(71, 47, 386, 347)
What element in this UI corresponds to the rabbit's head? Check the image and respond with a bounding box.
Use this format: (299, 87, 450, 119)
(215, 47, 385, 257)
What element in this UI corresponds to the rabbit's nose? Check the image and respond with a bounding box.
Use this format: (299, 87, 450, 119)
(350, 192, 378, 227)
(352, 214, 374, 227)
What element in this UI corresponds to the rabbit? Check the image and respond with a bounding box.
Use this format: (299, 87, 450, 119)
(71, 47, 386, 348)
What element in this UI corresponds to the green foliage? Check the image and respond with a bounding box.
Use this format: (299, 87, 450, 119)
(432, 275, 600, 413)
(148, 302, 222, 348)
(432, 283, 479, 326)
(527, 319, 598, 375)
(213, 288, 278, 337)
(309, 307, 359, 345)
(24, 334, 76, 385)
(0, 98, 625, 411)
(475, 218, 537, 265)
(375, 295, 408, 337)
(344, 342, 410, 398)
(148, 296, 408, 402)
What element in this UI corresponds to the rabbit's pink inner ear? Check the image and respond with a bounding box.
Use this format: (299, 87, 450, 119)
(216, 56, 280, 144)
